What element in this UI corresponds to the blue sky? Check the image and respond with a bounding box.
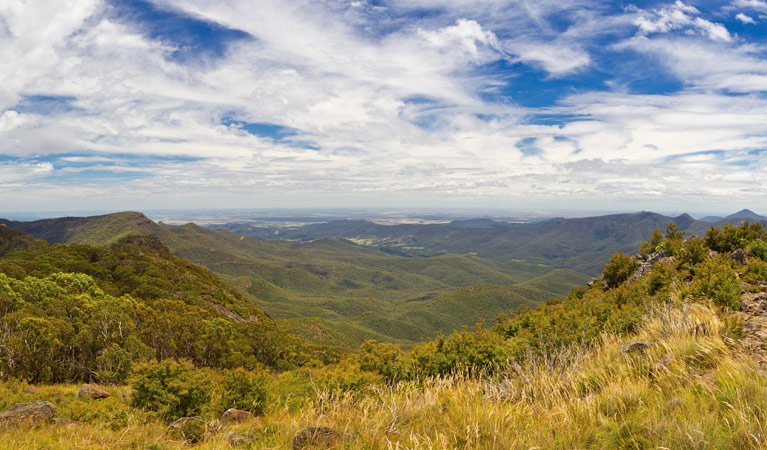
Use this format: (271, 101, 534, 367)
(1, 0, 767, 213)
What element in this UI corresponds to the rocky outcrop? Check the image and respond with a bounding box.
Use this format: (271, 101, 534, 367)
(292, 426, 348, 449)
(0, 400, 56, 426)
(735, 289, 767, 367)
(78, 384, 110, 399)
(629, 250, 672, 284)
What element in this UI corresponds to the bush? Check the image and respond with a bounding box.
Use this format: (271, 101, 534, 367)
(690, 255, 741, 310)
(220, 368, 269, 415)
(359, 340, 405, 382)
(749, 239, 767, 261)
(130, 359, 212, 421)
(638, 228, 664, 255)
(603, 253, 638, 289)
(743, 259, 767, 284)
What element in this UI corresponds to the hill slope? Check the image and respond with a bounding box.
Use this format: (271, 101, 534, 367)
(0, 229, 326, 382)
(0, 214, 573, 347)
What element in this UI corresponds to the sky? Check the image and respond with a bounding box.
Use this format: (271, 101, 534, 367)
(1, 0, 767, 213)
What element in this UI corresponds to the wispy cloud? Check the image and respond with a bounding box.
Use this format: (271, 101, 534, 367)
(0, 0, 766, 211)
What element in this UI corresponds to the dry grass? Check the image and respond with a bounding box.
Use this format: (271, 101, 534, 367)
(2, 302, 767, 449)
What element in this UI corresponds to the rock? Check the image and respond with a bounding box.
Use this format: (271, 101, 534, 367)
(731, 249, 749, 265)
(164, 416, 206, 443)
(292, 426, 348, 449)
(0, 400, 56, 426)
(226, 431, 255, 447)
(78, 384, 110, 400)
(622, 341, 650, 353)
(629, 250, 672, 284)
(221, 408, 254, 424)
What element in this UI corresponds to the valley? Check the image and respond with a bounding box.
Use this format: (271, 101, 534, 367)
(3, 209, 763, 348)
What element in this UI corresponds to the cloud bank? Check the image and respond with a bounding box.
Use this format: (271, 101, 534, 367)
(1, 0, 767, 212)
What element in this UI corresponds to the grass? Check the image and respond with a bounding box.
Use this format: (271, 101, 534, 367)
(3, 301, 766, 449)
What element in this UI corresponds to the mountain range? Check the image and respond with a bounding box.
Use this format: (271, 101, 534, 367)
(1, 209, 764, 348)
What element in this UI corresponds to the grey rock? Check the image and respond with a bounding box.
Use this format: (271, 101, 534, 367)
(622, 341, 650, 353)
(731, 248, 749, 265)
(293, 426, 348, 449)
(0, 400, 56, 426)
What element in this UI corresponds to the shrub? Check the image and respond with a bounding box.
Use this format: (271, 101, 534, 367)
(678, 237, 708, 272)
(130, 359, 212, 421)
(749, 239, 767, 261)
(359, 340, 405, 382)
(743, 259, 767, 284)
(639, 228, 664, 255)
(603, 253, 638, 289)
(220, 368, 269, 415)
(690, 255, 741, 310)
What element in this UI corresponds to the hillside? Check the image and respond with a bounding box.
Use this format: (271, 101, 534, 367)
(0, 229, 327, 380)
(1, 213, 589, 347)
(2, 221, 767, 448)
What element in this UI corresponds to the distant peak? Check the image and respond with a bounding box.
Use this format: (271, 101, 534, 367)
(725, 209, 764, 220)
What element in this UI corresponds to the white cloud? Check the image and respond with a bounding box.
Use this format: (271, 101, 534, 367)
(736, 12, 757, 24)
(634, 1, 732, 42)
(734, 0, 767, 11)
(506, 41, 591, 75)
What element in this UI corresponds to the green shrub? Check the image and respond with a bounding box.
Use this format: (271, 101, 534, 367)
(706, 222, 766, 253)
(678, 237, 708, 272)
(690, 255, 741, 310)
(603, 253, 638, 289)
(130, 359, 212, 421)
(359, 340, 405, 382)
(220, 368, 269, 415)
(749, 239, 767, 261)
(638, 228, 664, 255)
(405, 327, 511, 378)
(743, 259, 767, 284)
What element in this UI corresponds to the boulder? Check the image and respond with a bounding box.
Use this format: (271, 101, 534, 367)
(731, 249, 749, 265)
(78, 384, 110, 400)
(292, 426, 347, 449)
(226, 431, 255, 447)
(622, 341, 650, 353)
(221, 408, 254, 424)
(0, 400, 56, 426)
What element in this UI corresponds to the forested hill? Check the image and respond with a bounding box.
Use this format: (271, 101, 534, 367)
(0, 228, 329, 383)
